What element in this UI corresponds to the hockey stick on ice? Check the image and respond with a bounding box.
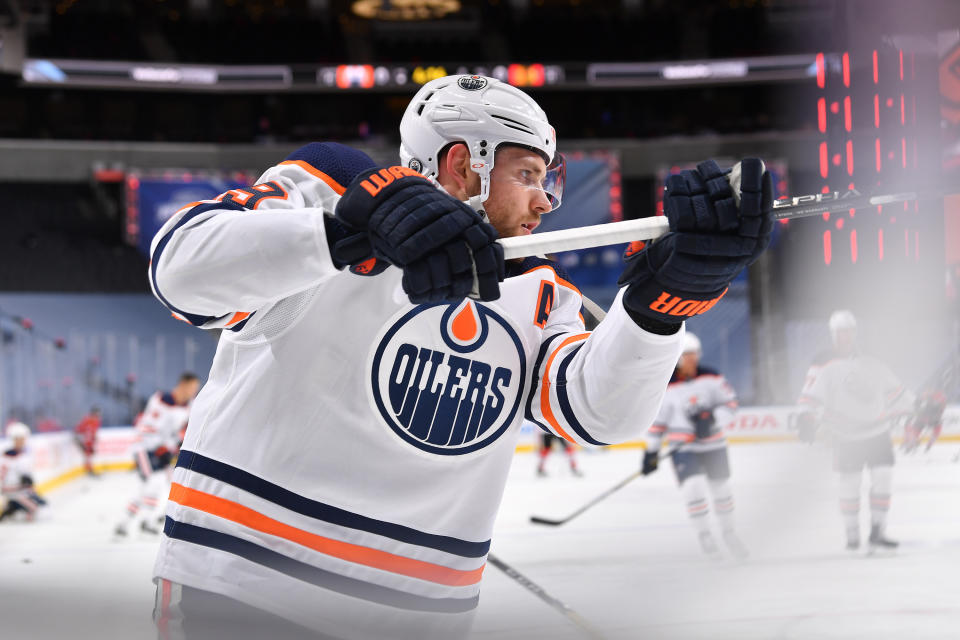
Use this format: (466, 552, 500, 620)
(487, 553, 607, 640)
(498, 186, 949, 260)
(530, 447, 678, 527)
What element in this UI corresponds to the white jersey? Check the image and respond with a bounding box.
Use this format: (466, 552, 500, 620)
(134, 391, 191, 455)
(798, 349, 914, 441)
(1, 447, 32, 494)
(645, 367, 737, 453)
(148, 142, 682, 639)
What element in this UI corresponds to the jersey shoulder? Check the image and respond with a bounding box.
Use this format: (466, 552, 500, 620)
(4, 448, 18, 457)
(281, 142, 377, 190)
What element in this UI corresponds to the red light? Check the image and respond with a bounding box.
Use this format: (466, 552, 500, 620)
(899, 49, 903, 81)
(872, 50, 878, 84)
(816, 53, 825, 88)
(822, 185, 831, 193)
(609, 185, 621, 198)
(527, 64, 545, 87)
(336, 65, 374, 89)
(820, 142, 829, 178)
(874, 94, 880, 128)
(900, 94, 905, 125)
(817, 97, 827, 133)
(875, 138, 882, 172)
(850, 229, 858, 263)
(824, 230, 832, 265)
(842, 52, 850, 87)
(843, 96, 852, 131)
(886, 97, 894, 108)
(508, 64, 527, 86)
(878, 228, 884, 261)
(901, 137, 907, 168)
(830, 101, 839, 114)
(849, 207, 856, 218)
(846, 140, 854, 176)
(822, 212, 831, 221)
(127, 176, 140, 190)
(836, 218, 845, 229)
(832, 153, 842, 167)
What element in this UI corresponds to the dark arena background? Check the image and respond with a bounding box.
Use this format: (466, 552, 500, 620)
(0, 1, 959, 639)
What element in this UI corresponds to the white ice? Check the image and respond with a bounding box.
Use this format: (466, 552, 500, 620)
(1, 443, 959, 640)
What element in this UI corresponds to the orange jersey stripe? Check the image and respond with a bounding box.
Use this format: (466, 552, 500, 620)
(278, 160, 347, 195)
(167, 483, 485, 587)
(539, 333, 590, 443)
(521, 265, 582, 297)
(225, 311, 251, 327)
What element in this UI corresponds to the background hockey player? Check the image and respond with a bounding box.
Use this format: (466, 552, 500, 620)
(147, 74, 773, 639)
(796, 310, 914, 553)
(641, 332, 748, 560)
(536, 433, 582, 477)
(115, 372, 198, 537)
(73, 406, 102, 477)
(0, 422, 47, 522)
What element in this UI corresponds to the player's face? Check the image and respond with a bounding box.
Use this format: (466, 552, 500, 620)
(483, 146, 552, 239)
(677, 351, 699, 377)
(832, 328, 856, 353)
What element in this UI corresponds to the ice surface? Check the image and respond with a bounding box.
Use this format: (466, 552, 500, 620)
(2, 443, 958, 640)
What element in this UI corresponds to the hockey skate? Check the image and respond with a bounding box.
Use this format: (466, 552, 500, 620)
(868, 525, 898, 554)
(140, 520, 160, 535)
(723, 530, 749, 560)
(697, 531, 721, 558)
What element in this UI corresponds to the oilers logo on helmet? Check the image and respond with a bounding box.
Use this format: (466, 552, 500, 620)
(457, 75, 487, 91)
(369, 299, 526, 455)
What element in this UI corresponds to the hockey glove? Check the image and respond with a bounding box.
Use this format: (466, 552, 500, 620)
(641, 450, 659, 475)
(619, 159, 773, 329)
(333, 166, 505, 302)
(795, 411, 818, 444)
(689, 408, 716, 440)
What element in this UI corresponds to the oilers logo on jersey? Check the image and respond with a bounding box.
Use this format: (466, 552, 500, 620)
(369, 299, 526, 455)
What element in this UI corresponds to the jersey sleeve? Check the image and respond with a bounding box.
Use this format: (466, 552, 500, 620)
(644, 394, 673, 452)
(526, 283, 683, 448)
(797, 350, 831, 409)
(149, 143, 376, 331)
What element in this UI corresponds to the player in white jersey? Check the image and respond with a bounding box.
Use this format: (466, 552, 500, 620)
(796, 310, 914, 552)
(147, 75, 773, 639)
(641, 332, 747, 559)
(115, 372, 198, 537)
(0, 422, 47, 522)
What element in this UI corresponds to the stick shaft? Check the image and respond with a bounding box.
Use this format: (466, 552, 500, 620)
(497, 187, 945, 259)
(531, 471, 641, 526)
(487, 553, 607, 640)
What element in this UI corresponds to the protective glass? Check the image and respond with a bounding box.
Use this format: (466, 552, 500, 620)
(502, 152, 566, 211)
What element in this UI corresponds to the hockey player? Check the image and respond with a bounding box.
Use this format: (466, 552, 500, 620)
(115, 373, 198, 537)
(0, 422, 47, 522)
(641, 332, 747, 560)
(536, 433, 582, 477)
(74, 406, 102, 476)
(796, 310, 913, 553)
(147, 75, 773, 639)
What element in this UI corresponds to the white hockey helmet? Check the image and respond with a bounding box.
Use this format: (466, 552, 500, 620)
(6, 421, 30, 440)
(399, 74, 565, 209)
(829, 310, 857, 335)
(682, 332, 702, 355)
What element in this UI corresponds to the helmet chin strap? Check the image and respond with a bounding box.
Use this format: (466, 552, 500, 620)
(433, 181, 491, 223)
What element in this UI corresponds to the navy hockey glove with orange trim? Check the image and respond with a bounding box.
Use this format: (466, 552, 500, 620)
(688, 407, 716, 440)
(641, 450, 659, 475)
(333, 166, 505, 302)
(619, 159, 773, 329)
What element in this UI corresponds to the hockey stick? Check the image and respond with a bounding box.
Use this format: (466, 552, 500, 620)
(498, 186, 947, 260)
(530, 446, 678, 527)
(487, 553, 607, 640)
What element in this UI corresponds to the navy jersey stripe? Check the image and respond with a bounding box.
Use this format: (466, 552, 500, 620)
(176, 450, 490, 558)
(150, 200, 247, 327)
(555, 345, 609, 446)
(163, 517, 479, 614)
(523, 332, 565, 434)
